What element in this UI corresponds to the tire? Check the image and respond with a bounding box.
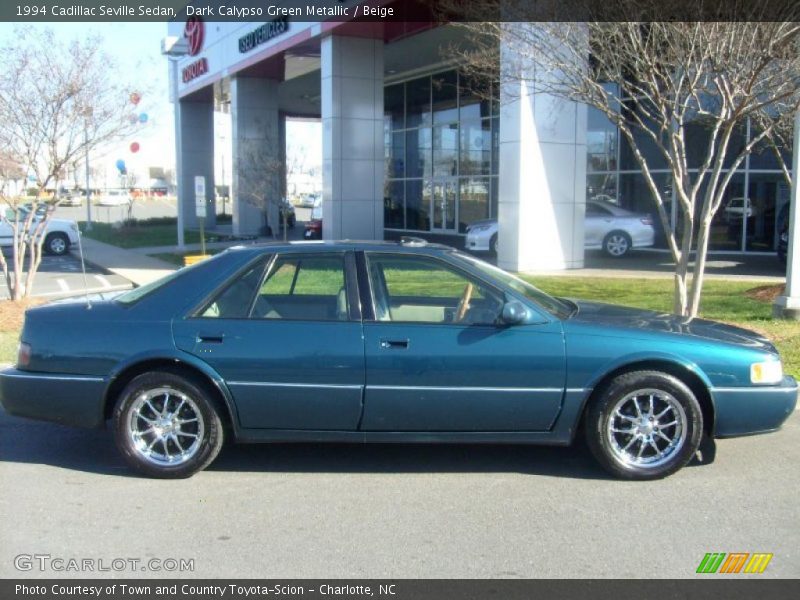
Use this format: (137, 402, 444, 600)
(585, 370, 703, 480)
(490, 234, 498, 255)
(603, 231, 632, 257)
(45, 233, 69, 256)
(112, 371, 224, 478)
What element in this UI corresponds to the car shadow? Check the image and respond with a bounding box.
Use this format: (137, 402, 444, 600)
(0, 409, 714, 480)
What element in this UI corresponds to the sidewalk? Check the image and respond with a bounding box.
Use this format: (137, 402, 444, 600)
(80, 237, 177, 287)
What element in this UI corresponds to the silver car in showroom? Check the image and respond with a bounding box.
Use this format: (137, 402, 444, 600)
(465, 200, 656, 257)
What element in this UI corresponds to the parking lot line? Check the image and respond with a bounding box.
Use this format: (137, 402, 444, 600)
(55, 278, 69, 292)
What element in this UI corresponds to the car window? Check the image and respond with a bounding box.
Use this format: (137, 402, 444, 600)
(251, 254, 349, 321)
(366, 253, 504, 326)
(199, 260, 267, 318)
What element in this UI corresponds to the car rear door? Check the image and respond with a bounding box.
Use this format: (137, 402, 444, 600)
(359, 251, 566, 432)
(173, 250, 365, 431)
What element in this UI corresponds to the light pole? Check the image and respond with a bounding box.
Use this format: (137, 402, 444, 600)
(161, 36, 190, 250)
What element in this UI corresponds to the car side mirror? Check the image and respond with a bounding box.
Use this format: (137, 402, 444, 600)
(501, 301, 528, 325)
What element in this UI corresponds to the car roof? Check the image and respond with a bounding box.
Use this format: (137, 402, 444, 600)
(223, 239, 456, 256)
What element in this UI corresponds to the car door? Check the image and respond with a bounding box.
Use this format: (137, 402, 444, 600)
(173, 251, 365, 430)
(359, 252, 566, 432)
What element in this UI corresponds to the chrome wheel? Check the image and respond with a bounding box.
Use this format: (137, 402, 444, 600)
(606, 388, 687, 469)
(605, 233, 630, 257)
(128, 387, 205, 466)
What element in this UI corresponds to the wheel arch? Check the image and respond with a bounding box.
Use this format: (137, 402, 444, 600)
(102, 353, 239, 436)
(579, 358, 715, 437)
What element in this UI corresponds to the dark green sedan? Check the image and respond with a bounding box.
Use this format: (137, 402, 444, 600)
(0, 240, 796, 479)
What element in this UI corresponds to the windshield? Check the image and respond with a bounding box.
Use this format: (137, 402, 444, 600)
(452, 252, 574, 319)
(115, 268, 188, 305)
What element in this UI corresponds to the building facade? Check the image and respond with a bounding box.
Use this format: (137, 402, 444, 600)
(168, 9, 792, 274)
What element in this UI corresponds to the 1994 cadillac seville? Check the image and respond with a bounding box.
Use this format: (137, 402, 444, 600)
(0, 240, 796, 479)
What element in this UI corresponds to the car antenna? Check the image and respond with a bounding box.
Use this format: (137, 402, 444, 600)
(76, 229, 92, 310)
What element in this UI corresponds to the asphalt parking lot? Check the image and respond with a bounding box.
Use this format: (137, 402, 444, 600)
(0, 252, 130, 299)
(0, 407, 797, 579)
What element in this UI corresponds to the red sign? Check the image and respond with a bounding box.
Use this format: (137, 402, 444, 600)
(184, 16, 204, 57)
(182, 58, 209, 83)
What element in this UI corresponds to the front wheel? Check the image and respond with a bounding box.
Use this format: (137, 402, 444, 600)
(45, 233, 70, 256)
(585, 370, 703, 480)
(112, 371, 224, 478)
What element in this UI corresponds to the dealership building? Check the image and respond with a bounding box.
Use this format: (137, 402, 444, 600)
(166, 5, 795, 273)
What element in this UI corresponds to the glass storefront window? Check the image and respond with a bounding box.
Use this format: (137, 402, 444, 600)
(385, 129, 405, 179)
(587, 107, 618, 172)
(385, 83, 405, 131)
(746, 173, 790, 252)
(406, 77, 431, 128)
(618, 172, 673, 248)
(405, 179, 430, 231)
(460, 120, 491, 176)
(384, 180, 405, 229)
(586, 173, 618, 205)
(459, 178, 490, 233)
(406, 128, 431, 178)
(432, 71, 458, 124)
(433, 124, 459, 177)
(459, 71, 491, 121)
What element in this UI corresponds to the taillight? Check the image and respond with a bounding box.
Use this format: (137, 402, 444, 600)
(641, 216, 653, 226)
(17, 342, 31, 368)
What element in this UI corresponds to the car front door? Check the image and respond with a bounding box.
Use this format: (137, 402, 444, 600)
(359, 252, 566, 432)
(173, 251, 365, 430)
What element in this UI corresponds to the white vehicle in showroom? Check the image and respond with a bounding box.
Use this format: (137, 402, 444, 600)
(0, 204, 80, 256)
(465, 200, 656, 257)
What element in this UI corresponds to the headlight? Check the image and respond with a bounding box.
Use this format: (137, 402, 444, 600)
(471, 225, 490, 233)
(750, 360, 783, 384)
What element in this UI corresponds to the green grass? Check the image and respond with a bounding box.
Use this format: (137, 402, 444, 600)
(0, 331, 18, 364)
(81, 222, 203, 248)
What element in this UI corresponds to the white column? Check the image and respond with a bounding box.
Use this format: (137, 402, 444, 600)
(230, 76, 280, 236)
(321, 35, 384, 240)
(178, 98, 216, 230)
(773, 108, 800, 318)
(497, 24, 587, 272)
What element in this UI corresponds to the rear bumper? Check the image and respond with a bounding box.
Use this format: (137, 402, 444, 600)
(711, 376, 797, 437)
(0, 368, 107, 429)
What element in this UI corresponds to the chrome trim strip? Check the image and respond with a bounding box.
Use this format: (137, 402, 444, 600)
(711, 386, 795, 393)
(0, 371, 104, 382)
(228, 381, 363, 390)
(368, 385, 568, 393)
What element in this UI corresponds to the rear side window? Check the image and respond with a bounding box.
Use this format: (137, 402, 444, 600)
(200, 261, 267, 318)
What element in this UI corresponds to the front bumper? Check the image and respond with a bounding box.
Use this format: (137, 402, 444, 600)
(0, 368, 107, 429)
(711, 376, 797, 437)
(465, 230, 492, 251)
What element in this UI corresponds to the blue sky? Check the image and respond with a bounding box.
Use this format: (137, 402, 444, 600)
(0, 22, 321, 187)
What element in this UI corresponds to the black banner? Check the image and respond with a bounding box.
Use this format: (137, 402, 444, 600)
(3, 580, 800, 600)
(2, 0, 800, 23)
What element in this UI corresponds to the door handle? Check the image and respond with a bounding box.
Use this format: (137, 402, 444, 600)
(380, 339, 409, 350)
(198, 334, 224, 344)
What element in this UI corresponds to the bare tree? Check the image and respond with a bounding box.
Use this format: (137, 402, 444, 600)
(449, 1, 800, 316)
(0, 27, 138, 300)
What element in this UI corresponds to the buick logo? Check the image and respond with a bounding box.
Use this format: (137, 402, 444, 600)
(184, 16, 204, 57)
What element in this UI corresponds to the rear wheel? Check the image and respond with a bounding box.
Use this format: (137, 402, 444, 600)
(45, 232, 69, 256)
(585, 370, 703, 480)
(113, 371, 224, 478)
(603, 231, 632, 257)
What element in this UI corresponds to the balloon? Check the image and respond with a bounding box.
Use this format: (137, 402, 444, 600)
(129, 92, 141, 105)
(138, 113, 148, 123)
(130, 142, 140, 153)
(115, 159, 126, 171)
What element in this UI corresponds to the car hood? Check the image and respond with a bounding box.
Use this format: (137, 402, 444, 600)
(567, 300, 776, 353)
(467, 219, 497, 230)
